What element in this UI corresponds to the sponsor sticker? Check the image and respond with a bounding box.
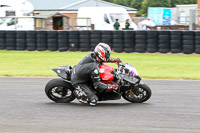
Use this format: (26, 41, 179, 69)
(99, 69, 105, 73)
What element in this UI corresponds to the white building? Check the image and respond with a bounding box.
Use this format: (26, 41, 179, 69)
(172, 4, 197, 25)
(0, 0, 34, 30)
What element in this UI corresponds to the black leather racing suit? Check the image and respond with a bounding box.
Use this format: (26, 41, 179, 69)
(71, 52, 112, 103)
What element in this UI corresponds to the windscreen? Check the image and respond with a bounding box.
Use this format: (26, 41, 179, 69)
(109, 13, 128, 23)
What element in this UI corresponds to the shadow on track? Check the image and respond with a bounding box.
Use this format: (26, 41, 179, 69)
(44, 101, 151, 108)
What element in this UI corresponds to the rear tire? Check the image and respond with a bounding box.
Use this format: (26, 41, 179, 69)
(122, 83, 152, 103)
(45, 78, 75, 103)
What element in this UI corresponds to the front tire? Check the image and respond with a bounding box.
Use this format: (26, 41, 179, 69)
(45, 78, 75, 103)
(122, 83, 152, 103)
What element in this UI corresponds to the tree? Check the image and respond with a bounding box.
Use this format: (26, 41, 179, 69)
(103, 0, 114, 3)
(171, 0, 180, 7)
(130, 0, 144, 10)
(171, 0, 196, 6)
(103, 0, 136, 9)
(137, 0, 149, 16)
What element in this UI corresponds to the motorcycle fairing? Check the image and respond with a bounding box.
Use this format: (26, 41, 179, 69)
(119, 73, 141, 85)
(52, 65, 72, 80)
(99, 64, 114, 83)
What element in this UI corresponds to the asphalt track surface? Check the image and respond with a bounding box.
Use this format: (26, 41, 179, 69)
(0, 77, 200, 133)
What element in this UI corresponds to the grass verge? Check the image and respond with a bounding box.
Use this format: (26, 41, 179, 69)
(0, 50, 200, 80)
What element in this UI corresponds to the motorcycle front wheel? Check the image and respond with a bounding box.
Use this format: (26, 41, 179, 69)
(122, 83, 152, 103)
(45, 78, 75, 103)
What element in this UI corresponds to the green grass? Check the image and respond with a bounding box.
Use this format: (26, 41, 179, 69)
(0, 50, 200, 80)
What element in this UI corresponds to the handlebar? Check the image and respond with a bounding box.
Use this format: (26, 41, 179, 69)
(115, 62, 126, 66)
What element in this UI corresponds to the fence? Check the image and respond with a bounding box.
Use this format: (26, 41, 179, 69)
(0, 30, 200, 54)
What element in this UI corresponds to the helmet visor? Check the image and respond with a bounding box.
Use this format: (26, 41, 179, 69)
(105, 51, 110, 61)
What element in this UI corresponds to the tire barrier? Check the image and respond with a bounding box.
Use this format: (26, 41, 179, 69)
(123, 31, 135, 53)
(37, 31, 47, 51)
(6, 30, 16, 50)
(170, 31, 182, 53)
(101, 30, 112, 48)
(195, 31, 200, 54)
(0, 31, 5, 50)
(79, 30, 91, 51)
(135, 31, 146, 53)
(68, 31, 79, 51)
(16, 31, 26, 50)
(47, 31, 58, 51)
(182, 31, 194, 54)
(90, 30, 101, 51)
(0, 30, 200, 54)
(147, 31, 158, 53)
(26, 31, 37, 51)
(158, 31, 170, 53)
(57, 31, 69, 52)
(113, 31, 123, 52)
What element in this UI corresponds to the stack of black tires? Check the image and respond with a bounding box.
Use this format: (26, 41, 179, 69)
(26, 31, 37, 51)
(112, 31, 123, 52)
(101, 31, 112, 49)
(79, 30, 91, 51)
(90, 30, 101, 51)
(195, 31, 200, 54)
(68, 31, 79, 51)
(47, 31, 58, 51)
(0, 31, 5, 50)
(170, 31, 182, 53)
(37, 31, 47, 51)
(147, 31, 158, 53)
(158, 31, 170, 53)
(123, 31, 135, 53)
(135, 31, 146, 53)
(57, 31, 69, 52)
(182, 31, 194, 54)
(16, 31, 26, 50)
(1, 30, 200, 54)
(6, 31, 16, 50)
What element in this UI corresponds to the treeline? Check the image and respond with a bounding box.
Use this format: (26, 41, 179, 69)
(103, 0, 197, 16)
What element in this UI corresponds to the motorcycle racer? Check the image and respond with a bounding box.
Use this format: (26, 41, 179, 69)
(71, 43, 121, 105)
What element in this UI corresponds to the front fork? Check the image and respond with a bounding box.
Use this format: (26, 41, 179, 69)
(131, 81, 145, 96)
(120, 81, 143, 96)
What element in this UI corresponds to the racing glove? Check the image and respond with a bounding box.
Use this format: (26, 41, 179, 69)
(109, 58, 122, 63)
(91, 68, 108, 93)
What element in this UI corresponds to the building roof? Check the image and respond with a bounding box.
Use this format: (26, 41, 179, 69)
(27, 0, 136, 11)
(34, 12, 69, 19)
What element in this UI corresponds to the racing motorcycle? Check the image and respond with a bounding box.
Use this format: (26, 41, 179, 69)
(45, 62, 152, 105)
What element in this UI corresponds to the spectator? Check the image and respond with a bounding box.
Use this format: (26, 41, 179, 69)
(113, 19, 120, 30)
(125, 19, 130, 30)
(141, 17, 156, 30)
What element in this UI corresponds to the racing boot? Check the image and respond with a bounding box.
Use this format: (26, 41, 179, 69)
(74, 86, 87, 103)
(88, 99, 97, 106)
(74, 84, 98, 105)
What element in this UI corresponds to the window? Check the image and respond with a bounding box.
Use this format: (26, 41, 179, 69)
(109, 13, 127, 23)
(104, 14, 110, 24)
(23, 12, 33, 16)
(0, 5, 10, 7)
(6, 11, 15, 16)
(179, 11, 186, 24)
(35, 19, 45, 28)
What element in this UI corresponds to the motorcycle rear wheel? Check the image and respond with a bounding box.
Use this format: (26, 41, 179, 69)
(122, 83, 152, 103)
(45, 78, 75, 103)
